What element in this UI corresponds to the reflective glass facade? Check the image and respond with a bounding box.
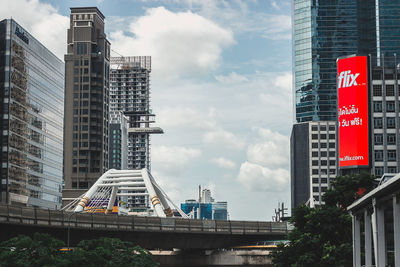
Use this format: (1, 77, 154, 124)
(293, 0, 400, 122)
(0, 19, 64, 209)
(294, 0, 376, 122)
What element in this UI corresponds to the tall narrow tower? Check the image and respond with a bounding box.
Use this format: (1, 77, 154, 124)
(63, 7, 111, 203)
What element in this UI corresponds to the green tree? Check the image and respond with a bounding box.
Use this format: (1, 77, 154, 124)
(68, 237, 159, 267)
(0, 234, 159, 267)
(0, 232, 68, 267)
(271, 172, 375, 267)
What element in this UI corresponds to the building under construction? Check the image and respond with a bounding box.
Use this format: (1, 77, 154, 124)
(110, 56, 163, 212)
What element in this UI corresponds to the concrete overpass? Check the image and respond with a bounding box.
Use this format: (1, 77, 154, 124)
(0, 204, 290, 249)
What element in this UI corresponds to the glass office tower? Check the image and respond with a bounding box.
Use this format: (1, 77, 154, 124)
(0, 19, 64, 209)
(293, 0, 376, 123)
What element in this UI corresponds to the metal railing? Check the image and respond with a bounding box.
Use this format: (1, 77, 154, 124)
(0, 204, 289, 235)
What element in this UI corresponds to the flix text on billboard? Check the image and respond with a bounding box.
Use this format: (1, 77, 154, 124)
(337, 56, 369, 168)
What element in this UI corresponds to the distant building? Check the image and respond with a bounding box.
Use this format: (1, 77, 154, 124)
(0, 19, 64, 209)
(213, 201, 228, 220)
(181, 200, 212, 220)
(181, 188, 228, 220)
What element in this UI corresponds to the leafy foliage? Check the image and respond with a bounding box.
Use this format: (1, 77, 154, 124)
(69, 237, 159, 267)
(0, 233, 159, 267)
(0, 233, 68, 267)
(271, 173, 375, 267)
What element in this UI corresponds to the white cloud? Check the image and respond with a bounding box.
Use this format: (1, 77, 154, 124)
(109, 7, 235, 80)
(152, 145, 201, 175)
(270, 0, 280, 10)
(203, 129, 245, 150)
(260, 72, 292, 108)
(215, 72, 249, 83)
(212, 157, 236, 170)
(260, 15, 291, 40)
(237, 162, 288, 192)
(157, 106, 216, 130)
(0, 0, 68, 60)
(247, 128, 289, 168)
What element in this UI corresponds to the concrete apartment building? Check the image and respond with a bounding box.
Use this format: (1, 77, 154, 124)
(0, 19, 64, 209)
(63, 7, 111, 203)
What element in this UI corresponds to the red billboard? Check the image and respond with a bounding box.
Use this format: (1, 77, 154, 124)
(337, 56, 369, 168)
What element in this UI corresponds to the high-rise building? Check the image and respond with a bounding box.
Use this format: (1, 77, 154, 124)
(110, 56, 163, 171)
(109, 111, 128, 170)
(109, 57, 162, 213)
(0, 19, 64, 209)
(291, 0, 400, 207)
(63, 7, 111, 203)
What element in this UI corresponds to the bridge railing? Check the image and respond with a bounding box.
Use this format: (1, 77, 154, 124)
(0, 204, 289, 235)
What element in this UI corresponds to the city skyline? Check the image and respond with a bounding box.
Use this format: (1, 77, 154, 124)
(0, 0, 293, 220)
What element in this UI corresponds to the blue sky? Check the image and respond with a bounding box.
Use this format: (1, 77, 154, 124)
(1, 0, 293, 220)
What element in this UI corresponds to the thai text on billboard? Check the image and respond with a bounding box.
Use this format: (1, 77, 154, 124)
(337, 56, 369, 168)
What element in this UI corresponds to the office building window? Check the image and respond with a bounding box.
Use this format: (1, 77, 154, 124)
(312, 169, 319, 175)
(388, 150, 396, 161)
(388, 167, 397, 173)
(386, 84, 395, 96)
(387, 117, 396, 128)
(374, 101, 383, 112)
(387, 101, 395, 112)
(375, 150, 383, 161)
(373, 85, 382, 96)
(374, 117, 383, 129)
(312, 178, 319, 183)
(374, 134, 383, 145)
(387, 134, 396, 145)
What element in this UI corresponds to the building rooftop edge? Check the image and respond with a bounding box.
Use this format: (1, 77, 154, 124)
(70, 7, 105, 19)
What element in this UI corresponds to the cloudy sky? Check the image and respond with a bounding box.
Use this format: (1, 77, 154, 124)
(1, 0, 293, 221)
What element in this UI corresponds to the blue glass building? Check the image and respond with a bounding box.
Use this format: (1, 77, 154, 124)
(181, 200, 212, 220)
(293, 0, 400, 123)
(0, 19, 64, 209)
